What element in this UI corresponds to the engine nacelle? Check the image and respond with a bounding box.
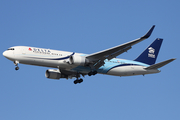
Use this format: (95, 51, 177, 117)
(45, 69, 67, 80)
(69, 55, 88, 66)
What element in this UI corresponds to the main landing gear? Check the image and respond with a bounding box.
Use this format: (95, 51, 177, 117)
(74, 78, 83, 84)
(14, 61, 19, 70)
(73, 72, 84, 84)
(87, 64, 98, 76)
(88, 70, 97, 76)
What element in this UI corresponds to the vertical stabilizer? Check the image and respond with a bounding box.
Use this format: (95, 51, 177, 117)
(134, 38, 163, 65)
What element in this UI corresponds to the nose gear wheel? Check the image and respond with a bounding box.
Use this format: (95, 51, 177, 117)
(14, 61, 19, 71)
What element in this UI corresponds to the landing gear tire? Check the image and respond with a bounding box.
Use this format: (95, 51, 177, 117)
(88, 72, 92, 76)
(14, 61, 19, 71)
(88, 70, 97, 76)
(92, 71, 97, 75)
(79, 79, 83, 83)
(74, 80, 78, 84)
(15, 66, 19, 70)
(74, 78, 83, 84)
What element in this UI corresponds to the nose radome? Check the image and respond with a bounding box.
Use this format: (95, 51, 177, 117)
(3, 50, 14, 60)
(3, 51, 7, 57)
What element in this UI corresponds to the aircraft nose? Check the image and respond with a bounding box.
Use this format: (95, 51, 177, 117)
(3, 50, 15, 61)
(3, 51, 7, 57)
(3, 51, 11, 59)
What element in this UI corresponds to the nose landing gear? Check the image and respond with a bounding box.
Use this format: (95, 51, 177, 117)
(15, 66, 19, 70)
(14, 61, 19, 70)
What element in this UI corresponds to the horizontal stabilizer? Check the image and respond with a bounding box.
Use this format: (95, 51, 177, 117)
(145, 58, 176, 70)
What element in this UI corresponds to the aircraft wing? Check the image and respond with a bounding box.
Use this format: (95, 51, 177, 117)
(86, 25, 155, 69)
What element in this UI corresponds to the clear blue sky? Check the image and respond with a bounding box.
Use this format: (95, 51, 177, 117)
(0, 0, 179, 120)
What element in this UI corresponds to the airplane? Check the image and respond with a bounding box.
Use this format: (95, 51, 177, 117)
(3, 25, 176, 84)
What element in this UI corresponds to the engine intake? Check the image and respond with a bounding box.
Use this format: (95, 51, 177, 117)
(45, 69, 67, 80)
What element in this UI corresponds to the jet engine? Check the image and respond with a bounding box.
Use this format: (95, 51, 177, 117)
(69, 55, 88, 66)
(45, 69, 67, 80)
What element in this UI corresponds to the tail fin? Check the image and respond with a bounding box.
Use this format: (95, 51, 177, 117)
(134, 38, 163, 65)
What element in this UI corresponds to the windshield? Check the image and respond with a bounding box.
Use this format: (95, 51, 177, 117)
(7, 48, 14, 50)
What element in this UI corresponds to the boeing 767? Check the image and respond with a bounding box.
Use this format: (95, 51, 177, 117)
(3, 25, 175, 84)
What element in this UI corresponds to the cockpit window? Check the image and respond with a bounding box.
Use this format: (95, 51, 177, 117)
(7, 48, 14, 50)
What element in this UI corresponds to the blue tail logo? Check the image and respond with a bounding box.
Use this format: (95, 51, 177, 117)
(134, 38, 163, 65)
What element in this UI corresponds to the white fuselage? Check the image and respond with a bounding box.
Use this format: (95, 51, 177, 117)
(3, 46, 160, 77)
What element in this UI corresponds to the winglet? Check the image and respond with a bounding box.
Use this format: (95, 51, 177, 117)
(141, 25, 155, 39)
